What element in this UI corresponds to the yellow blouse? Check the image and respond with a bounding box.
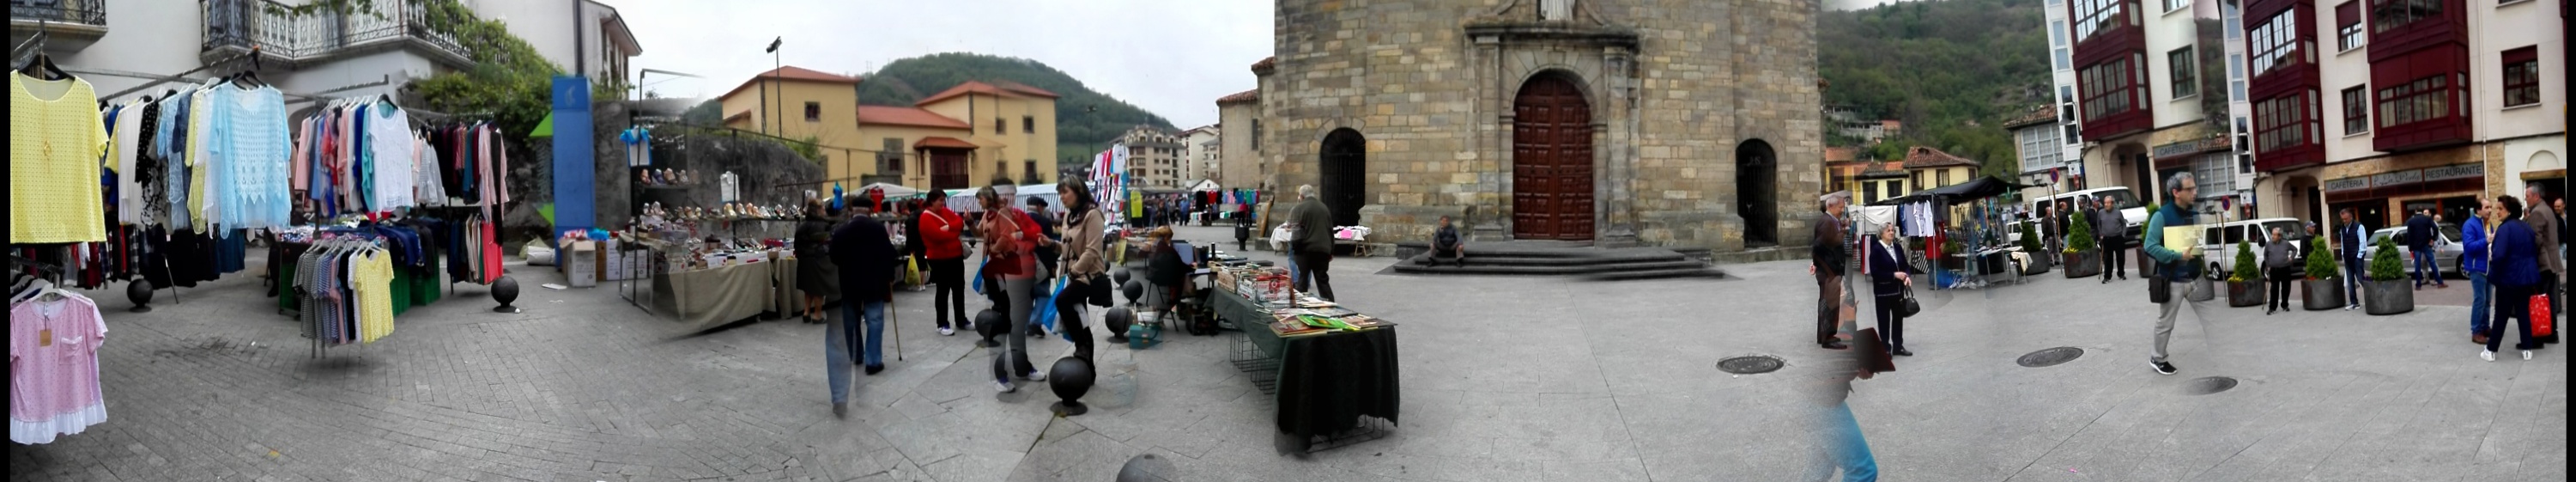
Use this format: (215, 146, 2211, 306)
(353, 251, 397, 344)
(9, 74, 110, 243)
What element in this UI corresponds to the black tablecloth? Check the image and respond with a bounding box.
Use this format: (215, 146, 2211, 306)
(1211, 290, 1401, 445)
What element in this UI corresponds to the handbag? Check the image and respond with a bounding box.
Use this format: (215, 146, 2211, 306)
(2148, 275, 2171, 303)
(1897, 285, 1921, 318)
(2534, 294, 2555, 338)
(1087, 273, 1114, 308)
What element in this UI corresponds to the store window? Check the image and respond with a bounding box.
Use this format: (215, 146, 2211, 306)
(2370, 0, 2440, 34)
(2169, 46, 2198, 98)
(2375, 74, 2449, 128)
(2080, 56, 2137, 122)
(2249, 11, 2300, 76)
(2341, 85, 2369, 134)
(2165, 0, 2189, 12)
(2503, 46, 2539, 107)
(2336, 2, 2365, 52)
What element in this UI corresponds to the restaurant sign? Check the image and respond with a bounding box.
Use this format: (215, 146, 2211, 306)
(2324, 176, 2372, 192)
(2421, 163, 2482, 182)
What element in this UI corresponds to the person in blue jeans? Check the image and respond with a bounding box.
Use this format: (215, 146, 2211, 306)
(1806, 328, 1892, 481)
(2461, 199, 2493, 345)
(827, 199, 901, 418)
(2405, 209, 2446, 289)
(2336, 209, 2369, 310)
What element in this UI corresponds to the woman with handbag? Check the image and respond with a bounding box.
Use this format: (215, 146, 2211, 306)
(1051, 180, 1109, 363)
(1867, 223, 1922, 357)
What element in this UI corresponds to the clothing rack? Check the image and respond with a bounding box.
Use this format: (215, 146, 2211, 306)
(298, 233, 384, 359)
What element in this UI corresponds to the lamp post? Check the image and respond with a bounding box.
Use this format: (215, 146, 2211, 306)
(765, 37, 781, 137)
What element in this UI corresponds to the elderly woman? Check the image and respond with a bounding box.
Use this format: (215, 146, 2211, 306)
(792, 199, 840, 324)
(978, 184, 1046, 393)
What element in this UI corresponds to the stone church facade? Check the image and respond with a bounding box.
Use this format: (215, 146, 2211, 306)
(1251, 0, 1823, 251)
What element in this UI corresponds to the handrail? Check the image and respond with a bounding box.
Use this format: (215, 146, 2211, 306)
(199, 0, 470, 64)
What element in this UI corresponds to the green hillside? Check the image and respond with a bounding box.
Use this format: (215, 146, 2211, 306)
(1819, 0, 2052, 178)
(855, 52, 1177, 166)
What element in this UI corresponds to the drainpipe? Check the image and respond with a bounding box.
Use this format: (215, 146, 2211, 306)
(573, 0, 585, 79)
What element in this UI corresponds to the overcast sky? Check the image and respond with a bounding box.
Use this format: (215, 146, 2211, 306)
(615, 0, 1271, 128)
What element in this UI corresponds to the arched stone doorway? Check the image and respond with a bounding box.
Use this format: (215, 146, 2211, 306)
(1318, 128, 1367, 227)
(1512, 72, 1596, 241)
(1737, 139, 1779, 247)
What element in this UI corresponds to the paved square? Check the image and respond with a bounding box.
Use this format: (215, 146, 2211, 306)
(9, 224, 2563, 481)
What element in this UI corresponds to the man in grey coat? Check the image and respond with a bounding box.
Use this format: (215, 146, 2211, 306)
(2526, 185, 2561, 345)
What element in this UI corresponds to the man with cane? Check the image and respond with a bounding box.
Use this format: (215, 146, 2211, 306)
(827, 197, 900, 418)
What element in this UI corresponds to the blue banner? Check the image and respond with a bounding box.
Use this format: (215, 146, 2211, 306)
(551, 76, 595, 247)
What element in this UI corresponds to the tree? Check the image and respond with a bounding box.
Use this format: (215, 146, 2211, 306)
(2305, 237, 2338, 280)
(2066, 209, 2096, 253)
(408, 0, 565, 145)
(2230, 241, 2258, 282)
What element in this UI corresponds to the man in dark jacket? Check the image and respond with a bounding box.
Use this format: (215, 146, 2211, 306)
(1812, 191, 1853, 351)
(2094, 197, 2128, 282)
(825, 199, 899, 418)
(2406, 209, 2445, 289)
(1427, 216, 1465, 266)
(1291, 185, 1337, 301)
(2336, 208, 2369, 310)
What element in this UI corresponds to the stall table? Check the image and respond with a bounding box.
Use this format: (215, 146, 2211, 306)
(1211, 289, 1400, 454)
(656, 260, 777, 332)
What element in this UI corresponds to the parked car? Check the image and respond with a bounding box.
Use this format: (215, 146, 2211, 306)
(2027, 187, 2150, 247)
(2198, 217, 2312, 279)
(2361, 223, 2464, 279)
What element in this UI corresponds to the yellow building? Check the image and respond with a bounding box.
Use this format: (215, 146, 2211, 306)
(1900, 145, 1982, 219)
(718, 68, 1061, 190)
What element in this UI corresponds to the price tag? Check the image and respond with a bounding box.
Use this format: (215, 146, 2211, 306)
(39, 329, 52, 347)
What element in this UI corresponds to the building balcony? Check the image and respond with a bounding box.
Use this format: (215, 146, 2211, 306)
(9, 0, 109, 53)
(199, 0, 471, 70)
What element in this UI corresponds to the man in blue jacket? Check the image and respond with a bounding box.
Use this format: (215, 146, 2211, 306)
(2462, 200, 2492, 345)
(2143, 173, 2203, 375)
(2406, 209, 2446, 289)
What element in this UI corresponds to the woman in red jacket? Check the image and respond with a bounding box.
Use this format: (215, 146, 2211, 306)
(919, 190, 970, 336)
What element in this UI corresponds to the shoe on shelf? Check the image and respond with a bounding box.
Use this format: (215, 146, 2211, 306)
(2150, 361, 2177, 375)
(2523, 351, 2534, 361)
(940, 326, 955, 336)
(996, 381, 1017, 394)
(2481, 351, 2495, 363)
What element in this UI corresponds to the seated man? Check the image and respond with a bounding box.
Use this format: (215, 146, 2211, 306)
(1425, 216, 1466, 266)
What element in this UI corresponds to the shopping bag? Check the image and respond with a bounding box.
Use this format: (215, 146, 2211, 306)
(904, 258, 922, 286)
(2535, 294, 2555, 338)
(1033, 277, 1065, 331)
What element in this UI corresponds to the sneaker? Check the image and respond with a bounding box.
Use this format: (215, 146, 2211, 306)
(940, 326, 955, 336)
(996, 381, 1017, 394)
(865, 364, 884, 375)
(2523, 351, 2534, 361)
(1023, 370, 1047, 381)
(2345, 304, 2359, 311)
(2481, 351, 2495, 363)
(2150, 361, 2177, 375)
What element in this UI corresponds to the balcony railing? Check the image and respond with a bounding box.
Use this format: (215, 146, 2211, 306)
(10, 0, 106, 27)
(202, 0, 470, 67)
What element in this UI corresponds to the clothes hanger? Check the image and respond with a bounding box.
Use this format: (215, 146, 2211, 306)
(18, 52, 71, 81)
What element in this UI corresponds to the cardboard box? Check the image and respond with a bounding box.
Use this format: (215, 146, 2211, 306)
(566, 241, 599, 287)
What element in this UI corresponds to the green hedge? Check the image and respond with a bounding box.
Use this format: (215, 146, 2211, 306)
(2305, 237, 2338, 280)
(2367, 237, 2405, 281)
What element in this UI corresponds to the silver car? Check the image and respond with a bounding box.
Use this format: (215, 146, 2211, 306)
(2364, 223, 2465, 279)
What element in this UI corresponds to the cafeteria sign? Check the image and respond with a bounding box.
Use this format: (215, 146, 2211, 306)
(2372, 170, 2423, 188)
(2324, 176, 2371, 192)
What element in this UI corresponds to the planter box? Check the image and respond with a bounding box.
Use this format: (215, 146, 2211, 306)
(2063, 250, 2103, 278)
(2362, 279, 2415, 315)
(2301, 278, 2344, 310)
(2026, 252, 2054, 271)
(2227, 280, 2264, 307)
(2187, 278, 2217, 302)
(2021, 256, 2052, 276)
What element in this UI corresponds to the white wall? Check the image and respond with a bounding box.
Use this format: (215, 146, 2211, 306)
(53, 0, 208, 99)
(470, 0, 579, 73)
(2145, 0, 2203, 128)
(2317, 0, 2373, 164)
(2470, 0, 2565, 142)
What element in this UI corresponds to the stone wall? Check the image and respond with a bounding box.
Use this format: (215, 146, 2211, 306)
(1263, 0, 1821, 252)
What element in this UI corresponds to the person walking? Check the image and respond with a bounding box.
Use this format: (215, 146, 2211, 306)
(2463, 198, 2494, 345)
(1289, 185, 1337, 302)
(1804, 326, 1892, 481)
(2482, 196, 2544, 362)
(2095, 197, 2128, 283)
(1811, 191, 1854, 351)
(1025, 197, 1063, 337)
(2524, 186, 2562, 346)
(1866, 223, 1918, 357)
(794, 200, 842, 325)
(1051, 180, 1108, 363)
(920, 191, 970, 336)
(2336, 208, 2370, 310)
(2406, 209, 2446, 289)
(2143, 173, 2204, 375)
(2264, 228, 2297, 315)
(979, 184, 1046, 393)
(823, 198, 898, 418)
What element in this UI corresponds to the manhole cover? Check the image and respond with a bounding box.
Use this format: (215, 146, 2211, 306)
(2184, 376, 2239, 395)
(2016, 347, 2085, 368)
(1717, 356, 1785, 375)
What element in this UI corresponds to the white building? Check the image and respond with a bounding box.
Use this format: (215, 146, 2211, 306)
(10, 0, 638, 107)
(1118, 125, 1185, 189)
(1180, 125, 1221, 186)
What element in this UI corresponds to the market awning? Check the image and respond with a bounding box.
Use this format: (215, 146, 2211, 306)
(1869, 176, 2039, 206)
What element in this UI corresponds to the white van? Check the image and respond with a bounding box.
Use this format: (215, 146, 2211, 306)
(2028, 187, 2150, 246)
(2198, 217, 2312, 279)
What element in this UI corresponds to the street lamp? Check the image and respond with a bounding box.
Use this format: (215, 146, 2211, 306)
(765, 37, 781, 137)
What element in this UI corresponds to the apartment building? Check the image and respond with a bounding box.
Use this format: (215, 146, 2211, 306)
(718, 71, 1060, 190)
(2237, 0, 2564, 227)
(1118, 125, 1185, 190)
(1182, 125, 1221, 186)
(2067, 0, 2236, 213)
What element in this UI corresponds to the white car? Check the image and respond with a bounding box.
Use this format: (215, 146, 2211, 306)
(2197, 218, 2312, 279)
(2028, 187, 2150, 247)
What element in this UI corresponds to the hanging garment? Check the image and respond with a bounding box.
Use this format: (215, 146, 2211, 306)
(10, 73, 112, 243)
(367, 104, 415, 210)
(9, 291, 110, 444)
(352, 249, 394, 344)
(413, 135, 446, 207)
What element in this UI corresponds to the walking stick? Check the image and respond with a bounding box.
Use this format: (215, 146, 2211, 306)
(888, 289, 904, 361)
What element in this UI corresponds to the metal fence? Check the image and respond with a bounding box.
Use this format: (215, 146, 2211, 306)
(9, 0, 106, 26)
(200, 0, 468, 64)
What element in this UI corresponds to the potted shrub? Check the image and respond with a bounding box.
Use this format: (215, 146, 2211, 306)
(2227, 241, 2264, 307)
(2018, 224, 2051, 274)
(2062, 210, 2102, 278)
(2362, 237, 2415, 314)
(2301, 239, 2344, 310)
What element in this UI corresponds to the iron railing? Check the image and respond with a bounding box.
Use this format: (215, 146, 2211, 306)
(201, 0, 469, 65)
(9, 0, 106, 27)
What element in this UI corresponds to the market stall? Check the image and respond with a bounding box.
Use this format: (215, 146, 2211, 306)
(1208, 265, 1400, 454)
(655, 253, 780, 331)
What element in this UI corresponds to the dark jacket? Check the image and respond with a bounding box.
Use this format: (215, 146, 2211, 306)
(2528, 202, 2562, 274)
(1812, 212, 1848, 276)
(2492, 219, 2543, 288)
(1864, 238, 1919, 293)
(2405, 214, 2435, 250)
(1149, 241, 1190, 287)
(1292, 198, 1335, 254)
(2337, 220, 2369, 262)
(831, 216, 900, 302)
(1433, 224, 1461, 252)
(2143, 201, 2199, 280)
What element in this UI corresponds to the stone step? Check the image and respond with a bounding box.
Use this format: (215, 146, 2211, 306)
(1583, 266, 1731, 281)
(1387, 259, 1712, 276)
(1706, 246, 1811, 265)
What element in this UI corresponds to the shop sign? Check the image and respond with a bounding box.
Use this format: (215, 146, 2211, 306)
(2371, 170, 2422, 188)
(2421, 163, 2482, 182)
(2324, 176, 2371, 192)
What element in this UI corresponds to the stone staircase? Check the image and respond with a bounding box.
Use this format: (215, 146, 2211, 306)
(1386, 241, 1727, 280)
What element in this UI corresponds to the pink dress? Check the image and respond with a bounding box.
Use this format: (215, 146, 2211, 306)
(11, 292, 107, 444)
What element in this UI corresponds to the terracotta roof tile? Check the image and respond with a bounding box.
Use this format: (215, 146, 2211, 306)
(1251, 56, 1277, 75)
(913, 137, 979, 149)
(989, 80, 1061, 98)
(1901, 146, 1980, 168)
(2003, 105, 2058, 129)
(917, 81, 1058, 107)
(857, 106, 973, 130)
(1215, 88, 1260, 105)
(721, 66, 861, 101)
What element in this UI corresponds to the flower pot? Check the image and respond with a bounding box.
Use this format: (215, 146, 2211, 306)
(2063, 250, 2103, 278)
(2187, 278, 2216, 302)
(2362, 278, 2415, 315)
(2021, 256, 2052, 276)
(2301, 278, 2343, 310)
(2227, 280, 2264, 307)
